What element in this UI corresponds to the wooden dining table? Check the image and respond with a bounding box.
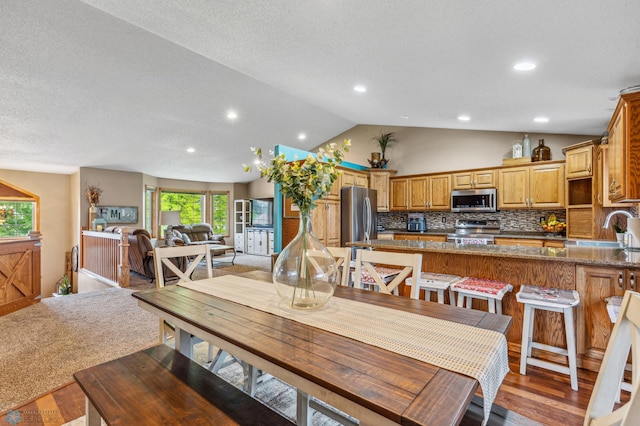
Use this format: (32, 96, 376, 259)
(132, 270, 512, 426)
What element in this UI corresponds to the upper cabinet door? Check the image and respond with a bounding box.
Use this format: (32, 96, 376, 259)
(530, 163, 565, 208)
(565, 145, 593, 179)
(428, 174, 452, 210)
(408, 176, 428, 210)
(498, 167, 529, 209)
(390, 178, 408, 211)
(452, 170, 496, 190)
(607, 92, 640, 202)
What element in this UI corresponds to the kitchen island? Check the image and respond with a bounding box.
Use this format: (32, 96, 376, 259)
(347, 239, 640, 371)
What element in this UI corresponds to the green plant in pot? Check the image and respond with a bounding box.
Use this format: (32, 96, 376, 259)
(369, 130, 397, 168)
(57, 274, 71, 295)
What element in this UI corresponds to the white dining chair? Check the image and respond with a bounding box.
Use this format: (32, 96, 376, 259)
(154, 244, 261, 394)
(353, 249, 423, 298)
(584, 290, 640, 426)
(326, 246, 351, 287)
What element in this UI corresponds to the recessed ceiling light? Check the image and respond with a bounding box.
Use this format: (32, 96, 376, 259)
(226, 110, 238, 119)
(353, 85, 367, 93)
(298, 133, 307, 140)
(534, 117, 549, 123)
(400, 115, 410, 119)
(513, 62, 536, 71)
(187, 147, 195, 153)
(458, 115, 471, 121)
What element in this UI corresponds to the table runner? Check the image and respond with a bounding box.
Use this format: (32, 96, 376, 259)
(179, 276, 509, 424)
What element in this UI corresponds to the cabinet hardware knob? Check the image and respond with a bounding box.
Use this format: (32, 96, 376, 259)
(587, 163, 591, 173)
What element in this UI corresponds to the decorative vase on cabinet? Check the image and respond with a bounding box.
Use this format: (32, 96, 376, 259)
(272, 211, 337, 309)
(532, 139, 551, 162)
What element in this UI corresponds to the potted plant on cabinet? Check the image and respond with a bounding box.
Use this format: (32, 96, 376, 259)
(369, 131, 397, 168)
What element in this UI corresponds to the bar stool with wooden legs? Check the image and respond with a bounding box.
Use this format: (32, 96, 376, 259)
(451, 277, 513, 314)
(517, 284, 580, 391)
(405, 273, 462, 305)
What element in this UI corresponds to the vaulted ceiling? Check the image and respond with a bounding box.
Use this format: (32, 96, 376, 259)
(1, 1, 639, 183)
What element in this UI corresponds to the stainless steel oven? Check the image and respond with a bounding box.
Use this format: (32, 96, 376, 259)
(446, 219, 500, 245)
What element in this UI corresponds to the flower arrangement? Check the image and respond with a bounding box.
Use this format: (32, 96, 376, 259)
(245, 140, 350, 214)
(85, 184, 103, 205)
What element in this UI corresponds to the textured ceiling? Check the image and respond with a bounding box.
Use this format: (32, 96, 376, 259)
(1, 0, 639, 183)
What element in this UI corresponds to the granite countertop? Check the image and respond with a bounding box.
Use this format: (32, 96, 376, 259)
(347, 239, 640, 267)
(380, 229, 566, 241)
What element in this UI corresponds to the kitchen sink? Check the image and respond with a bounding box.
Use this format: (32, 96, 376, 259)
(564, 240, 623, 248)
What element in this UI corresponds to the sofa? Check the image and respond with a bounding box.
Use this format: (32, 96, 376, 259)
(104, 226, 155, 278)
(166, 223, 226, 248)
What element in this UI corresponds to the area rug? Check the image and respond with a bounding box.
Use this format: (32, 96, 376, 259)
(0, 288, 158, 413)
(128, 264, 261, 290)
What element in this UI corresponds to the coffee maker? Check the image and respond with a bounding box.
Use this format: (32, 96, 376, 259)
(407, 213, 427, 232)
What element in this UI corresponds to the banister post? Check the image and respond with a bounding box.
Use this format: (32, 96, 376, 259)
(119, 228, 130, 288)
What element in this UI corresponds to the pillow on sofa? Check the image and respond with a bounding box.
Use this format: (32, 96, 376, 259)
(181, 233, 191, 244)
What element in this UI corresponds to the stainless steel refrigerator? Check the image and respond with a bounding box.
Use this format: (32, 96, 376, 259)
(341, 186, 377, 248)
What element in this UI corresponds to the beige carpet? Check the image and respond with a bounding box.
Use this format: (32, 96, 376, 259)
(0, 288, 158, 413)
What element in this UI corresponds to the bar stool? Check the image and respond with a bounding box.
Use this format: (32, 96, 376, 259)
(517, 284, 580, 391)
(606, 295, 632, 401)
(451, 277, 513, 314)
(405, 273, 462, 305)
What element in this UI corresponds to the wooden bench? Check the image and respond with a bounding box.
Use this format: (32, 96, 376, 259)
(73, 344, 293, 425)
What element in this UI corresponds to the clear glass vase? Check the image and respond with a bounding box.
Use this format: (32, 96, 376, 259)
(272, 210, 337, 309)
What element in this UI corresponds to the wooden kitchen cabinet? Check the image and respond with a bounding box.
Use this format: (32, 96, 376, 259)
(369, 169, 396, 212)
(394, 174, 450, 211)
(428, 174, 452, 210)
(607, 91, 640, 202)
(498, 162, 565, 209)
(564, 140, 626, 240)
(408, 176, 428, 210)
(576, 265, 639, 370)
(390, 178, 409, 211)
(312, 199, 340, 246)
(493, 238, 565, 247)
(341, 170, 368, 189)
(394, 234, 447, 242)
(452, 169, 496, 190)
(494, 238, 544, 247)
(565, 144, 593, 179)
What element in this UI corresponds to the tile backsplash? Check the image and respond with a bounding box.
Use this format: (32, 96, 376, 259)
(378, 210, 568, 233)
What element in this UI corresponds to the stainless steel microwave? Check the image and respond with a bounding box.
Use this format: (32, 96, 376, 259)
(450, 188, 497, 212)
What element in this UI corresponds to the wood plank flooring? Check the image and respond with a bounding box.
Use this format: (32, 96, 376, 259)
(0, 350, 621, 426)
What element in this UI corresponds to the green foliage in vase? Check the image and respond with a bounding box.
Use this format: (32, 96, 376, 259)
(614, 219, 626, 234)
(245, 140, 350, 214)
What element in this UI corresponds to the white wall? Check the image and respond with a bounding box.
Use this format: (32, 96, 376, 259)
(248, 178, 275, 199)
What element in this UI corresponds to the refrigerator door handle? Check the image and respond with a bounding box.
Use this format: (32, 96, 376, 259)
(364, 196, 371, 242)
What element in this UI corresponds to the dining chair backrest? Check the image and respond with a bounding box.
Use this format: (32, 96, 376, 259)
(154, 244, 213, 287)
(584, 290, 640, 426)
(326, 247, 351, 287)
(353, 249, 422, 297)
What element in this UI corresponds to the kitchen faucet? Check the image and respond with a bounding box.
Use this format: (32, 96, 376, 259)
(602, 210, 635, 229)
